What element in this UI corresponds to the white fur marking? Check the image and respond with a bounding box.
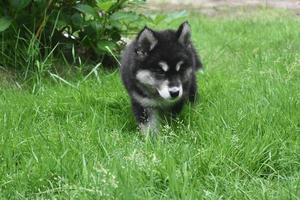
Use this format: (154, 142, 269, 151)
(157, 80, 170, 99)
(176, 61, 184, 71)
(136, 70, 155, 86)
(169, 87, 180, 93)
(158, 61, 169, 72)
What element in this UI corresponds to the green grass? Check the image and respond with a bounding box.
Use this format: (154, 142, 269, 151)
(1, 9, 300, 199)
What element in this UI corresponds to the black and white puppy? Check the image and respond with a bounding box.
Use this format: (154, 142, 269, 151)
(120, 21, 203, 134)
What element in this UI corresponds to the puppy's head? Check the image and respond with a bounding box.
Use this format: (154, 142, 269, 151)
(134, 22, 194, 101)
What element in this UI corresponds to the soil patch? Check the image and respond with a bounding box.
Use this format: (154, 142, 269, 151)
(147, 0, 300, 16)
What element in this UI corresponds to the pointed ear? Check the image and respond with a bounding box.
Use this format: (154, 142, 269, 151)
(177, 21, 191, 45)
(136, 27, 158, 52)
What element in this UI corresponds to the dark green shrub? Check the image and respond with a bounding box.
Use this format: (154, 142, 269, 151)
(0, 0, 187, 81)
(0, 0, 148, 72)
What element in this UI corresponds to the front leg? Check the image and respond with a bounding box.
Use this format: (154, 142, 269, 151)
(131, 100, 158, 134)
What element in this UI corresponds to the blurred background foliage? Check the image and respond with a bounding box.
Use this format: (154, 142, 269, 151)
(0, 0, 187, 80)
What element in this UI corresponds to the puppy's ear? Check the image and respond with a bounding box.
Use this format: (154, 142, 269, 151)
(136, 27, 158, 53)
(176, 21, 191, 46)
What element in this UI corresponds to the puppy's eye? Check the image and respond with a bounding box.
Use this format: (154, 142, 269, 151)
(136, 48, 147, 56)
(154, 68, 165, 75)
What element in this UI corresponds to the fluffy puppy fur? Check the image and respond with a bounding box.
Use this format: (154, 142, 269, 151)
(120, 21, 203, 134)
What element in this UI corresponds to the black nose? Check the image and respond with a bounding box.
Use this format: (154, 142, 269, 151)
(169, 91, 179, 98)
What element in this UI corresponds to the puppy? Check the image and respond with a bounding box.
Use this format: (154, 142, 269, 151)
(120, 22, 203, 134)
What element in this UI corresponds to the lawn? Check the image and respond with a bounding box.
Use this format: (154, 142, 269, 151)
(1, 9, 300, 199)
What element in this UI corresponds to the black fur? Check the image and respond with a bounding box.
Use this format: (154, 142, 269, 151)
(120, 22, 203, 133)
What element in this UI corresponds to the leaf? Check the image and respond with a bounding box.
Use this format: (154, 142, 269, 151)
(110, 29, 121, 41)
(71, 13, 84, 27)
(97, 40, 117, 54)
(89, 21, 103, 32)
(0, 17, 12, 32)
(10, 0, 31, 10)
(75, 4, 98, 18)
(96, 1, 116, 12)
(110, 11, 140, 22)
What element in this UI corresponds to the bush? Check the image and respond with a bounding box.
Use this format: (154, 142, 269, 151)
(0, 0, 148, 74)
(0, 0, 187, 81)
